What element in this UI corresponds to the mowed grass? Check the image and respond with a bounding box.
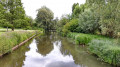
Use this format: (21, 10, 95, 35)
(0, 28, 35, 36)
(0, 32, 3, 35)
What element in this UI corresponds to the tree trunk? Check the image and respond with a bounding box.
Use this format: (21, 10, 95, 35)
(12, 27, 14, 31)
(7, 27, 8, 32)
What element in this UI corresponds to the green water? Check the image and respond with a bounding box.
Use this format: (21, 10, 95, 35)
(0, 33, 112, 67)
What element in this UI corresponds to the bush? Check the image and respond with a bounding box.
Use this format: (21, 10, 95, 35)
(62, 28, 70, 37)
(67, 32, 110, 45)
(23, 26, 32, 30)
(75, 35, 91, 45)
(89, 39, 120, 66)
(63, 19, 79, 32)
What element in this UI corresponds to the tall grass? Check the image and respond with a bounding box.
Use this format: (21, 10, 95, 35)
(67, 32, 120, 66)
(89, 39, 120, 66)
(67, 32, 113, 45)
(0, 31, 40, 55)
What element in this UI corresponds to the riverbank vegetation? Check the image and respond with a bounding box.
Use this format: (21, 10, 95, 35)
(56, 0, 120, 66)
(0, 0, 44, 56)
(0, 0, 120, 66)
(67, 33, 120, 65)
(0, 30, 42, 55)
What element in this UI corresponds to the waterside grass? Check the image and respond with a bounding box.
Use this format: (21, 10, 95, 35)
(0, 30, 42, 55)
(67, 32, 120, 66)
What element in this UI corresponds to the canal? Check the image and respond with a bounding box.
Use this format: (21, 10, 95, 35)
(0, 33, 112, 67)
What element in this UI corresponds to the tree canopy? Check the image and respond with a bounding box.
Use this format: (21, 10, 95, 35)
(36, 6, 54, 31)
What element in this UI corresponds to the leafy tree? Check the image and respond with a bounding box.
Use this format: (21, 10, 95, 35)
(36, 6, 54, 31)
(0, 1, 11, 31)
(0, 2, 6, 26)
(72, 3, 87, 18)
(63, 19, 78, 32)
(0, 0, 26, 31)
(49, 17, 58, 30)
(57, 15, 69, 35)
(7, 0, 25, 31)
(99, 0, 120, 37)
(77, 9, 99, 33)
(72, 3, 79, 12)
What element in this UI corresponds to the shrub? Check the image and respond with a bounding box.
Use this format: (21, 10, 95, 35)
(75, 35, 91, 45)
(63, 19, 79, 32)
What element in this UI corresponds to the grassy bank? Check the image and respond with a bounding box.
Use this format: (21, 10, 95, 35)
(0, 30, 42, 55)
(67, 32, 120, 66)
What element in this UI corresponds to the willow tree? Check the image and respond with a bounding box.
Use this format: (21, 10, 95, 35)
(86, 0, 120, 37)
(36, 6, 54, 31)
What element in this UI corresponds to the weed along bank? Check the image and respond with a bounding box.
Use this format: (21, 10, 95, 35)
(0, 33, 113, 67)
(66, 32, 120, 66)
(0, 0, 120, 67)
(0, 30, 43, 57)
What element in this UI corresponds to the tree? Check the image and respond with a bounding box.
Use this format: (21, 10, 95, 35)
(57, 14, 70, 35)
(63, 19, 78, 32)
(0, 1, 10, 31)
(6, 0, 25, 31)
(77, 9, 100, 33)
(0, 2, 6, 26)
(99, 0, 120, 37)
(36, 6, 54, 31)
(72, 3, 79, 12)
(72, 3, 87, 18)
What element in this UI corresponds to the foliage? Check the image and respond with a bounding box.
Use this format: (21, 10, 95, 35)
(77, 9, 100, 33)
(67, 32, 112, 45)
(5, 0, 26, 31)
(56, 15, 69, 35)
(0, 30, 42, 55)
(67, 32, 120, 66)
(89, 39, 120, 66)
(72, 3, 87, 18)
(0, 0, 35, 30)
(63, 19, 79, 32)
(99, 0, 120, 37)
(36, 6, 54, 31)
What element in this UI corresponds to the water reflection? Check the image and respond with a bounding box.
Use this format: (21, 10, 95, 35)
(36, 35, 54, 56)
(23, 38, 80, 67)
(0, 33, 112, 67)
(0, 40, 32, 67)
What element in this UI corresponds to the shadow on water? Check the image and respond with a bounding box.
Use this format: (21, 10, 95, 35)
(0, 32, 112, 67)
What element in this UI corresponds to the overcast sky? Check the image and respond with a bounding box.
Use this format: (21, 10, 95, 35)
(21, 0, 86, 19)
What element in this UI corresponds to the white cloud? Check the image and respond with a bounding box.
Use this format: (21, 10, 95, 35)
(21, 0, 86, 19)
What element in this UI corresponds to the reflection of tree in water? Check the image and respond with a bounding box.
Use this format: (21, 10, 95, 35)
(60, 38, 112, 67)
(35, 33, 54, 56)
(60, 38, 72, 56)
(0, 39, 33, 67)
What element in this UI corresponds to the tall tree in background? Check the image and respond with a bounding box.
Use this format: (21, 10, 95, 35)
(7, 0, 25, 31)
(36, 6, 54, 31)
(0, 1, 6, 27)
(72, 3, 87, 18)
